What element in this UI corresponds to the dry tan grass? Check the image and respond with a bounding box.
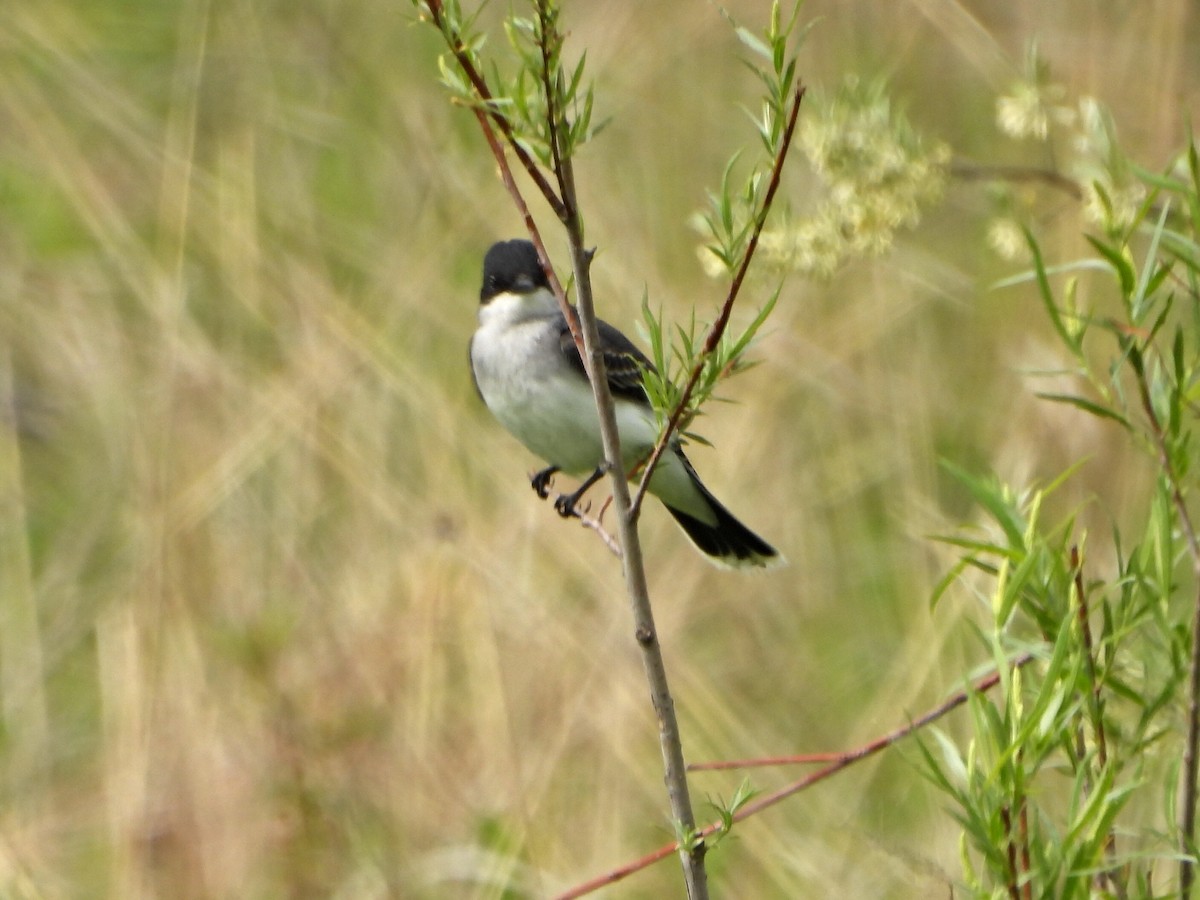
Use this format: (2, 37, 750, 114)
(0, 0, 1197, 896)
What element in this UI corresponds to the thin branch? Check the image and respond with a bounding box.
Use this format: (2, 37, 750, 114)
(554, 655, 1033, 898)
(687, 750, 849, 771)
(527, 1, 586, 360)
(456, 26, 619, 577)
(421, 0, 568, 220)
(999, 806, 1021, 900)
(629, 81, 806, 521)
(1185, 586, 1200, 899)
(950, 159, 1084, 201)
(1070, 546, 1108, 768)
(575, 514, 621, 557)
(1131, 355, 1200, 899)
(536, 2, 571, 219)
(542, 490, 622, 557)
(468, 106, 584, 355)
(428, 6, 806, 896)
(559, 134, 711, 900)
(528, 2, 707, 894)
(1019, 802, 1033, 900)
(1070, 545, 1126, 897)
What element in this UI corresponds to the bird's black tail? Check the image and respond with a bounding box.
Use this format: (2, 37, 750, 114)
(663, 458, 783, 570)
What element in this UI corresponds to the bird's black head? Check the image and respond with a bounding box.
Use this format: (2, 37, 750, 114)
(480, 239, 550, 303)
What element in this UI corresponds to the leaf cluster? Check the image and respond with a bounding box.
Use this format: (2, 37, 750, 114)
(497, 4, 599, 166)
(639, 290, 777, 440)
(635, 1, 806, 447)
(927, 133, 1200, 896)
(699, 1, 810, 272)
(424, 0, 600, 164)
(927, 465, 1184, 896)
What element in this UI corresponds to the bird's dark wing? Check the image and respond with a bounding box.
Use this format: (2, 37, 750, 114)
(558, 314, 654, 405)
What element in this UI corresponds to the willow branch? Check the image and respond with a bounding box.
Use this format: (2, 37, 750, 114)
(536, 2, 572, 218)
(468, 108, 581, 349)
(528, 2, 707, 894)
(1070, 546, 1109, 768)
(950, 159, 1084, 201)
(554, 655, 1033, 898)
(629, 81, 806, 520)
(1131, 357, 1200, 899)
(421, 0, 567, 220)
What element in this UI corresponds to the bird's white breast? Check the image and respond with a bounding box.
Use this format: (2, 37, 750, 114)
(470, 293, 660, 475)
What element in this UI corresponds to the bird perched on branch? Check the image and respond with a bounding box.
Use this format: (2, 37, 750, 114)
(469, 239, 782, 570)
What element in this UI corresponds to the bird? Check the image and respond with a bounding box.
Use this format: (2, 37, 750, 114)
(468, 238, 782, 570)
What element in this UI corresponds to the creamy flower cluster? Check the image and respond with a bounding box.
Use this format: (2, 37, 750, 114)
(699, 77, 950, 279)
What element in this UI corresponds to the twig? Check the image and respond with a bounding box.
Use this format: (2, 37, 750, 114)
(1070, 546, 1108, 768)
(528, 2, 706, 893)
(555, 109, 712, 900)
(421, 0, 581, 351)
(1131, 354, 1200, 898)
(468, 107, 583, 354)
(999, 805, 1021, 900)
(629, 81, 806, 521)
(1185, 584, 1200, 900)
(447, 15, 625, 568)
(1019, 802, 1033, 900)
(421, 0, 568, 220)
(950, 160, 1084, 201)
(1070, 545, 1127, 897)
(427, 5, 803, 895)
(554, 654, 1034, 898)
(536, 2, 571, 218)
(687, 750, 848, 771)
(549, 493, 622, 558)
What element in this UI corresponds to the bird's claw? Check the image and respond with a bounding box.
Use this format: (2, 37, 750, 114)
(554, 493, 588, 519)
(530, 466, 558, 499)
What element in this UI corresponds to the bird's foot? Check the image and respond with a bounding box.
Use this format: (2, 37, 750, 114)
(530, 465, 559, 499)
(554, 490, 590, 519)
(552, 463, 608, 518)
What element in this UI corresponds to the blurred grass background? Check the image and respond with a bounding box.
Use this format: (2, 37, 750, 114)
(0, 0, 1197, 896)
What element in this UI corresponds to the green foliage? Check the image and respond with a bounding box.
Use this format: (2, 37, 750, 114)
(927, 134, 1200, 896)
(698, 0, 809, 274)
(498, 6, 601, 165)
(639, 288, 778, 440)
(697, 73, 951, 280)
(419, 0, 602, 238)
(705, 778, 759, 851)
(9, 0, 1195, 895)
(636, 1, 802, 441)
(425, 0, 805, 453)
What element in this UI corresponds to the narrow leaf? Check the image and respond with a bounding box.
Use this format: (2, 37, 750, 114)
(1034, 393, 1132, 429)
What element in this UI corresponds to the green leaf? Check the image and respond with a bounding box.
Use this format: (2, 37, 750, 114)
(1034, 393, 1131, 430)
(1131, 198, 1172, 320)
(930, 557, 972, 610)
(940, 460, 1027, 550)
(1160, 228, 1200, 276)
(436, 54, 469, 95)
(1187, 130, 1200, 232)
(567, 52, 587, 103)
(1084, 234, 1137, 300)
(734, 25, 773, 60)
(930, 534, 1016, 559)
(728, 287, 781, 359)
(1025, 227, 1083, 355)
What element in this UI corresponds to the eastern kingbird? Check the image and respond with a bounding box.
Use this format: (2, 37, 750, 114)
(469, 239, 782, 570)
